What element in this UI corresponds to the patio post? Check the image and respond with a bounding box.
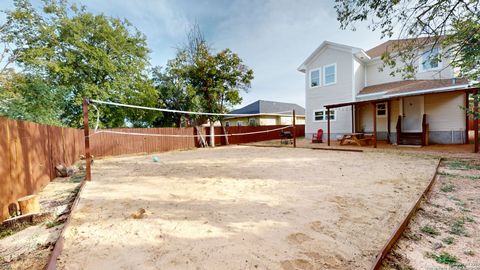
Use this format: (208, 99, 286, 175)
(292, 109, 296, 148)
(327, 107, 331, 146)
(465, 91, 469, 144)
(372, 102, 377, 148)
(474, 90, 479, 153)
(387, 100, 391, 144)
(351, 104, 355, 133)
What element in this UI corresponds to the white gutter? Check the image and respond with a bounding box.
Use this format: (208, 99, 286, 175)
(356, 91, 388, 98)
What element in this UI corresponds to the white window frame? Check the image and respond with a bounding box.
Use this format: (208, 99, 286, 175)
(225, 121, 230, 127)
(419, 47, 442, 72)
(376, 102, 387, 118)
(237, 121, 244, 127)
(313, 109, 336, 122)
(323, 63, 337, 86)
(309, 68, 321, 88)
(248, 118, 256, 126)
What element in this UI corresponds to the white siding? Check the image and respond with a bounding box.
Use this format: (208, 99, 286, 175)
(305, 46, 354, 135)
(424, 92, 465, 131)
(353, 57, 365, 95)
(357, 100, 400, 132)
(366, 56, 454, 86)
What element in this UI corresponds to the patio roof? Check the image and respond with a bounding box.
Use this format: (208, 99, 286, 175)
(325, 80, 475, 109)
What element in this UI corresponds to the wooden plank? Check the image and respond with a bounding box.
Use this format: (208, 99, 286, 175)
(370, 158, 442, 270)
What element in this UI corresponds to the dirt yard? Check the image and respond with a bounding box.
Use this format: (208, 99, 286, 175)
(57, 146, 438, 270)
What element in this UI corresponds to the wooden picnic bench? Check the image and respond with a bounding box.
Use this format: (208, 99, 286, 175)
(339, 133, 374, 146)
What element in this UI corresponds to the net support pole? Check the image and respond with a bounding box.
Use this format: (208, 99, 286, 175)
(292, 109, 296, 148)
(373, 102, 377, 148)
(327, 108, 331, 146)
(83, 97, 92, 181)
(474, 90, 479, 153)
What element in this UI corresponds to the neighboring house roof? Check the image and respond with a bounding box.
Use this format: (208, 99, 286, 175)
(228, 100, 305, 116)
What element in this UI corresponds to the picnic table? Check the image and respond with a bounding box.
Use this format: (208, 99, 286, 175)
(339, 133, 374, 146)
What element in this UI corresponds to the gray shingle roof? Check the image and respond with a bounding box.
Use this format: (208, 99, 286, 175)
(229, 100, 305, 115)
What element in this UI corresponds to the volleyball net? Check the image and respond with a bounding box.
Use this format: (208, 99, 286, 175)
(85, 98, 301, 145)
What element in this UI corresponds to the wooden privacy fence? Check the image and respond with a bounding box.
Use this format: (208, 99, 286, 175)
(0, 117, 84, 221)
(0, 118, 305, 221)
(89, 127, 197, 157)
(207, 125, 305, 145)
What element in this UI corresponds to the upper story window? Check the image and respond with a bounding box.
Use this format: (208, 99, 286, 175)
(310, 69, 321, 88)
(249, 118, 256, 126)
(237, 121, 244, 127)
(314, 109, 335, 121)
(323, 64, 336, 86)
(420, 47, 440, 72)
(376, 103, 387, 117)
(225, 121, 230, 127)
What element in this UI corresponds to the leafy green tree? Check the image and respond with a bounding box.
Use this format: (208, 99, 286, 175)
(334, 0, 479, 117)
(0, 71, 66, 125)
(153, 25, 254, 144)
(179, 25, 254, 145)
(3, 0, 158, 127)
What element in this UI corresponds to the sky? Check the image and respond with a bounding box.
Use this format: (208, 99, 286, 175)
(0, 0, 385, 109)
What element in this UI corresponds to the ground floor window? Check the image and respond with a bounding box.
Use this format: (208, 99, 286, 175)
(249, 118, 256, 126)
(225, 121, 230, 127)
(313, 109, 335, 121)
(237, 121, 244, 126)
(376, 102, 387, 117)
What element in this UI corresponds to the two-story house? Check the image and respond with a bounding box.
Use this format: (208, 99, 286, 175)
(298, 39, 478, 148)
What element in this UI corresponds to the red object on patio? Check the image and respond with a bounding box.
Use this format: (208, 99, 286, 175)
(312, 129, 323, 143)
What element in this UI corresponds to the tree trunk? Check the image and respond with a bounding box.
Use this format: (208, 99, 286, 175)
(221, 122, 229, 145)
(209, 120, 215, 147)
(18, 195, 40, 215)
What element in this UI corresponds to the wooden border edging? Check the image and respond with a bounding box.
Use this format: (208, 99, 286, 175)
(309, 147, 363, 153)
(45, 179, 87, 270)
(370, 158, 443, 270)
(246, 144, 364, 153)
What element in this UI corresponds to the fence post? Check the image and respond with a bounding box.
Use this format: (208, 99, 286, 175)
(83, 97, 92, 181)
(292, 110, 296, 148)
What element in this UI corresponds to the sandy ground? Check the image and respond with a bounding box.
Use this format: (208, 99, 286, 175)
(57, 146, 438, 270)
(382, 158, 480, 269)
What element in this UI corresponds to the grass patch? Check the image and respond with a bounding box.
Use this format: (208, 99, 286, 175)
(441, 236, 454, 245)
(440, 184, 455, 193)
(450, 219, 468, 236)
(421, 225, 440, 236)
(445, 207, 454, 212)
(46, 220, 63, 229)
(431, 252, 464, 267)
(466, 175, 480, 180)
(446, 160, 480, 170)
(0, 229, 14, 239)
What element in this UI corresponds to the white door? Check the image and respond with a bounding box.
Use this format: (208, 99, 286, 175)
(402, 96, 423, 132)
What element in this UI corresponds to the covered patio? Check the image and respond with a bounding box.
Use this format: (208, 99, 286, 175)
(323, 86, 479, 153)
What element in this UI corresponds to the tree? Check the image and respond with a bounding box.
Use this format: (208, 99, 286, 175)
(335, 0, 479, 117)
(0, 71, 66, 125)
(2, 0, 158, 127)
(181, 26, 254, 145)
(155, 25, 254, 144)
